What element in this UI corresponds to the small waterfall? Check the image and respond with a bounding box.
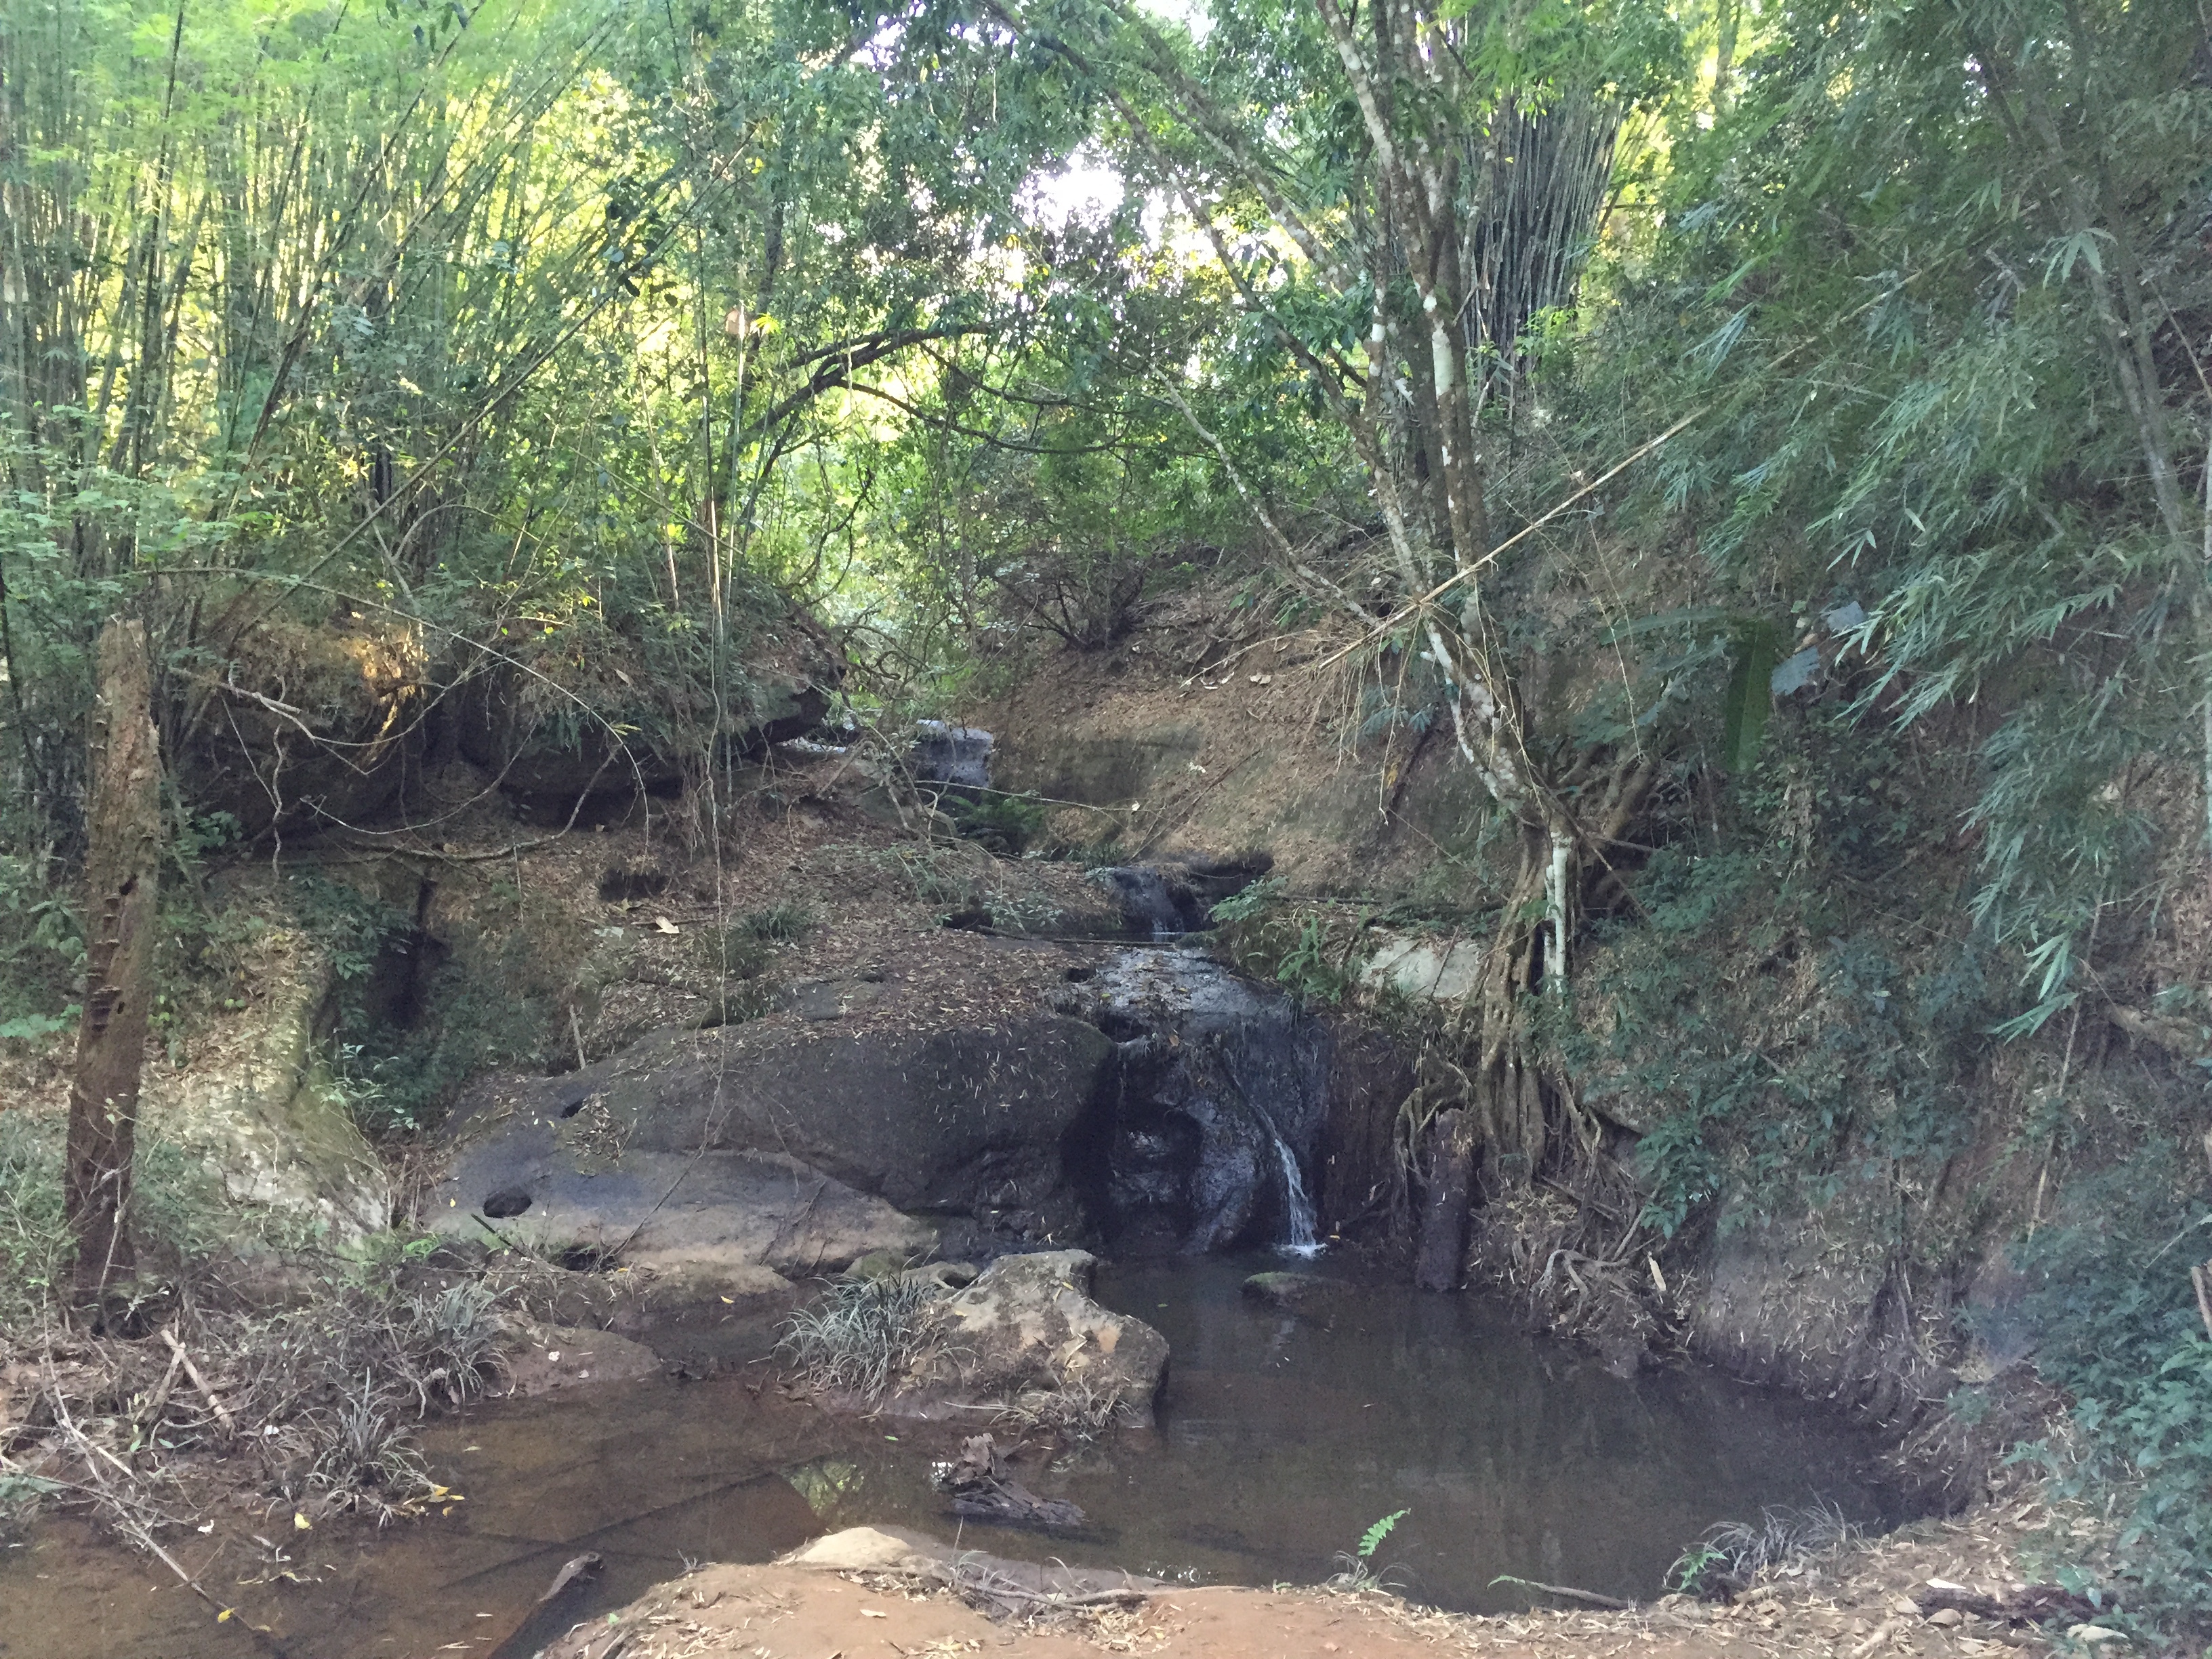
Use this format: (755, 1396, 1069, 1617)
(1268, 1127, 1322, 1258)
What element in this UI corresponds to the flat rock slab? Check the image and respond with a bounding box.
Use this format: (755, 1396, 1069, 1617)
(427, 990, 1121, 1301)
(429, 1136, 932, 1299)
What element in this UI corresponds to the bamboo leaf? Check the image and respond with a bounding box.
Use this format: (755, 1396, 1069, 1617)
(1720, 617, 1782, 773)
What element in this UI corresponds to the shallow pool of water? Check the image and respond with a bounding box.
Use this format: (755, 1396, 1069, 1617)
(0, 1258, 1904, 1658)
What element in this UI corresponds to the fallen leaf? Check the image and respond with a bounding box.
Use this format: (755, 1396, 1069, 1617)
(292, 1512, 311, 1532)
(655, 916, 680, 934)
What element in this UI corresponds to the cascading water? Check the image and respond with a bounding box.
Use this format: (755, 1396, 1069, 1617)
(1086, 945, 1334, 1255)
(1267, 1124, 1322, 1257)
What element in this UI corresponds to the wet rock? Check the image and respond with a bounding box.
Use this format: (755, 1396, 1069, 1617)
(930, 1433, 1085, 1530)
(1240, 1271, 1345, 1315)
(1090, 864, 1206, 937)
(903, 1249, 1168, 1425)
(1068, 947, 1330, 1254)
(844, 1249, 916, 1282)
(845, 1252, 977, 1291)
(497, 1324, 661, 1396)
(783, 1525, 951, 1573)
(913, 720, 994, 788)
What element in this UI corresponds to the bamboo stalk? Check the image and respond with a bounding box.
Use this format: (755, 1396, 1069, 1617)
(160, 1327, 238, 1439)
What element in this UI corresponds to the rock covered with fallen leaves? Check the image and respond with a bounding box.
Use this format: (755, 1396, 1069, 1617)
(896, 1249, 1169, 1426)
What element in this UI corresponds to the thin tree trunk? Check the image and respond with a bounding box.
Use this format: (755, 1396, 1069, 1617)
(1414, 1107, 1475, 1291)
(65, 618, 161, 1310)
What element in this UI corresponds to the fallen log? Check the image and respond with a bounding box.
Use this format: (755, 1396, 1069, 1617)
(1910, 1580, 2101, 1626)
(929, 1434, 1085, 1530)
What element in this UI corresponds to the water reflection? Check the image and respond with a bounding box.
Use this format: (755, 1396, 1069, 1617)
(0, 1258, 1902, 1658)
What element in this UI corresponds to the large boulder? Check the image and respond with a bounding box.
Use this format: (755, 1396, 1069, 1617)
(912, 721, 993, 788)
(452, 616, 842, 819)
(1061, 947, 1330, 1253)
(175, 612, 426, 840)
(144, 930, 391, 1248)
(903, 1250, 1168, 1425)
(427, 1005, 1118, 1294)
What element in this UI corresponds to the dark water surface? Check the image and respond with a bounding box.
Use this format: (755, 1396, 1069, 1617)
(0, 1257, 1902, 1658)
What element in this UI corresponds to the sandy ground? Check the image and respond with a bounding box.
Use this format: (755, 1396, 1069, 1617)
(535, 1516, 2111, 1659)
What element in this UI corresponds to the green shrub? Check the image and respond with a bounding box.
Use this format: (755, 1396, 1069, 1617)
(2001, 1147, 2212, 1634)
(0, 1110, 284, 1328)
(334, 933, 552, 1136)
(0, 1113, 68, 1324)
(1210, 880, 1366, 1008)
(733, 901, 815, 943)
(943, 790, 1046, 856)
(0, 851, 80, 1040)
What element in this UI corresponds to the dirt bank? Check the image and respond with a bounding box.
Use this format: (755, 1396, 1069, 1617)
(539, 1515, 2110, 1659)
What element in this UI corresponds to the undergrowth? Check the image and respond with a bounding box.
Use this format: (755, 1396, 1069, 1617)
(773, 1271, 950, 1401)
(1212, 878, 1368, 1008)
(1667, 1501, 1859, 1599)
(289, 874, 553, 1136)
(1998, 1146, 2212, 1638)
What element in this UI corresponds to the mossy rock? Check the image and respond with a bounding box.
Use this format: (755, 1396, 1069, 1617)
(1241, 1271, 1345, 1315)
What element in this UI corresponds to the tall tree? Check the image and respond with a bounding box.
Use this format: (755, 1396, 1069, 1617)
(64, 618, 160, 1309)
(1013, 0, 1677, 1252)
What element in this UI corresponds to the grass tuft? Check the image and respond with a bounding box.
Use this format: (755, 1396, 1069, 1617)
(773, 1271, 947, 1401)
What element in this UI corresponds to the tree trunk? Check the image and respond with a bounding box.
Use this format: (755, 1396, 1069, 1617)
(65, 617, 161, 1309)
(1414, 1106, 1476, 1291)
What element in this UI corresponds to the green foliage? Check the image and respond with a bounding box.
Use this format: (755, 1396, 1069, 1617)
(1719, 619, 1782, 774)
(287, 875, 411, 1005)
(1212, 881, 1366, 1009)
(1666, 1503, 1858, 1599)
(1357, 1508, 1409, 1559)
(336, 934, 552, 1137)
(0, 1113, 69, 1325)
(0, 1108, 284, 1326)
(773, 1271, 948, 1403)
(1210, 876, 1286, 926)
(943, 790, 1048, 857)
(0, 851, 82, 1034)
(2001, 1149, 2212, 1631)
(1563, 771, 1995, 1241)
(1274, 914, 1358, 1008)
(733, 902, 816, 945)
(1582, 0, 2211, 1025)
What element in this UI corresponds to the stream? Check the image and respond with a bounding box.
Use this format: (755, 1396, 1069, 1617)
(0, 1256, 1903, 1659)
